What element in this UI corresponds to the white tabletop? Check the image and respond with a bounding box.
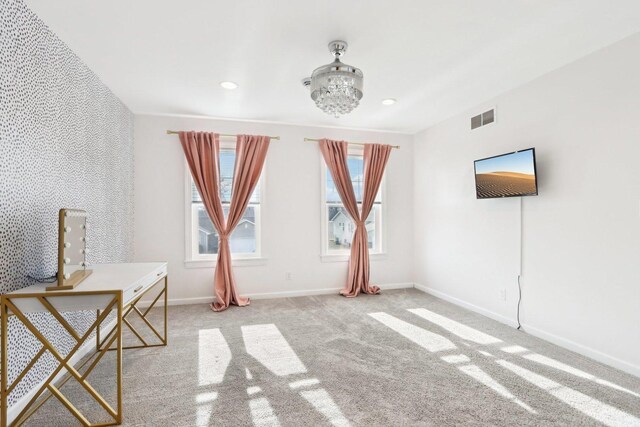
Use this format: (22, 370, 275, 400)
(9, 263, 167, 295)
(4, 262, 167, 314)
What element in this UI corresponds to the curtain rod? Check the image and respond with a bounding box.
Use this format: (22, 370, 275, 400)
(166, 130, 280, 140)
(304, 137, 400, 149)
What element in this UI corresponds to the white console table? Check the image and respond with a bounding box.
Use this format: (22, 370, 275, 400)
(1, 262, 168, 426)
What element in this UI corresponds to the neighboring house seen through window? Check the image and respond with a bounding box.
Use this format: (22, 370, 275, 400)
(187, 145, 261, 262)
(323, 149, 383, 256)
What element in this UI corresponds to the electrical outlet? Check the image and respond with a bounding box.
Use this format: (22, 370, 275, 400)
(286, 272, 292, 281)
(499, 289, 507, 301)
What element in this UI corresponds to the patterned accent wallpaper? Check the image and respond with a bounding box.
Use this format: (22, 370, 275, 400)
(0, 0, 134, 407)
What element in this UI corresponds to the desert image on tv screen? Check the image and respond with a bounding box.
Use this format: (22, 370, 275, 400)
(475, 149, 537, 198)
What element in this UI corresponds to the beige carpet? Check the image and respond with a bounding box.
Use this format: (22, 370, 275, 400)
(22, 289, 640, 426)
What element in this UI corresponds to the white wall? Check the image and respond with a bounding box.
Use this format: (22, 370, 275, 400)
(134, 114, 414, 303)
(413, 33, 640, 376)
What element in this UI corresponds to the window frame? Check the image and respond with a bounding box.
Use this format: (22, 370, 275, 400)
(184, 140, 266, 268)
(320, 146, 387, 262)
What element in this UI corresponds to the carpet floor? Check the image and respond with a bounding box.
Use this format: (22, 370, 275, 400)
(22, 289, 640, 426)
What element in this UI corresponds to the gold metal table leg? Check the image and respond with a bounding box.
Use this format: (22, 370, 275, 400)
(2, 274, 168, 426)
(100, 276, 168, 351)
(1, 297, 8, 427)
(2, 292, 122, 427)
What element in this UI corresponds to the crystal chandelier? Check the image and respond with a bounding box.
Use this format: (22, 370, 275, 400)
(303, 41, 363, 118)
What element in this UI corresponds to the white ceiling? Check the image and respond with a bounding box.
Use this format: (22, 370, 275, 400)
(25, 0, 640, 133)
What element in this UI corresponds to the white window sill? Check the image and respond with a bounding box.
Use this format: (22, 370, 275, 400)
(184, 257, 268, 269)
(320, 252, 387, 263)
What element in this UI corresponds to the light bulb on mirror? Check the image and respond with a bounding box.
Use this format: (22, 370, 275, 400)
(64, 226, 71, 232)
(64, 273, 70, 279)
(64, 242, 71, 248)
(63, 257, 71, 264)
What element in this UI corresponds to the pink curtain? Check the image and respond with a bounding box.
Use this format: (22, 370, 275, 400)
(180, 132, 270, 312)
(319, 139, 392, 297)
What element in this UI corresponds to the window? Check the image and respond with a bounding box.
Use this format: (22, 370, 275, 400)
(186, 143, 262, 264)
(321, 148, 384, 259)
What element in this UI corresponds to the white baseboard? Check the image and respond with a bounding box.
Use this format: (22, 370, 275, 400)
(522, 323, 640, 378)
(247, 287, 341, 300)
(413, 284, 640, 378)
(413, 284, 518, 328)
(378, 282, 416, 290)
(247, 282, 414, 300)
(7, 318, 117, 424)
(139, 282, 415, 307)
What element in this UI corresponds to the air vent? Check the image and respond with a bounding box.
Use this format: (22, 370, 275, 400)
(471, 108, 495, 130)
(471, 114, 482, 129)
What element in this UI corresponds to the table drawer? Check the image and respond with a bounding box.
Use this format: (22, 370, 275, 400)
(123, 264, 166, 306)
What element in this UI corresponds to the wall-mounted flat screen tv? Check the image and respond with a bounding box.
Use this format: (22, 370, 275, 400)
(474, 148, 538, 199)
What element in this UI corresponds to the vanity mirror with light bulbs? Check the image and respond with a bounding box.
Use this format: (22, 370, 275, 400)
(50, 208, 92, 290)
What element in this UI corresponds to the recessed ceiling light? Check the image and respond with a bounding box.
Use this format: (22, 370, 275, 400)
(220, 81, 238, 90)
(382, 98, 396, 105)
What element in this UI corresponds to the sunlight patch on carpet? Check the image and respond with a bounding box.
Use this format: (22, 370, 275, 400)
(497, 359, 640, 427)
(300, 388, 351, 427)
(501, 345, 528, 354)
(459, 364, 536, 413)
(369, 312, 456, 352)
(195, 392, 218, 426)
(408, 308, 502, 345)
(290, 378, 320, 389)
(441, 354, 471, 364)
(249, 397, 281, 427)
(198, 329, 231, 386)
(522, 353, 640, 398)
(242, 324, 307, 376)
